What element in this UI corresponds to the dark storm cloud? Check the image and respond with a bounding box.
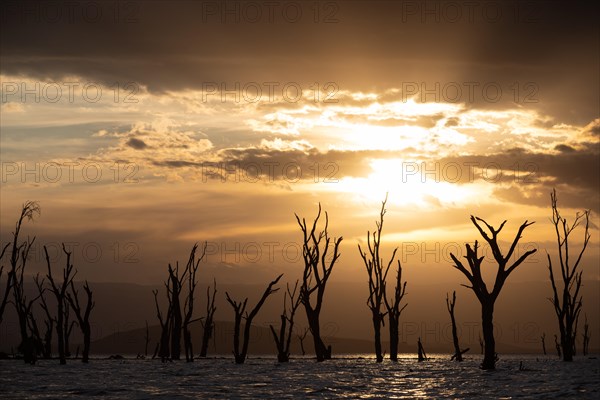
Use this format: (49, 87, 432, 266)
(1, 1, 598, 123)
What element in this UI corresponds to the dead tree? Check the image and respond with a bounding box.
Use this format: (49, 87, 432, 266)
(417, 337, 427, 361)
(554, 334, 561, 357)
(540, 333, 547, 355)
(384, 262, 407, 361)
(359, 195, 397, 363)
(582, 315, 590, 356)
(4, 202, 40, 363)
(297, 327, 309, 355)
(45, 244, 76, 364)
(182, 243, 206, 362)
(67, 280, 94, 363)
(0, 242, 12, 325)
(63, 302, 77, 357)
(270, 280, 302, 362)
(450, 216, 537, 370)
(34, 274, 54, 359)
(13, 241, 41, 363)
(547, 190, 590, 362)
(200, 279, 217, 357)
(446, 291, 469, 361)
(144, 320, 150, 357)
(152, 287, 171, 361)
(226, 274, 282, 364)
(295, 204, 343, 361)
(167, 263, 187, 360)
(1, 201, 39, 326)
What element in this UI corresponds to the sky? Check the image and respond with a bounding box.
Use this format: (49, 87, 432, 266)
(1, 0, 599, 329)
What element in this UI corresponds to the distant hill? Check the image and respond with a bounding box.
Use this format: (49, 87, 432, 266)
(1, 279, 598, 355)
(90, 320, 532, 357)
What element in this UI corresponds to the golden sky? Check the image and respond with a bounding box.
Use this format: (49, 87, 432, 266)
(1, 1, 598, 290)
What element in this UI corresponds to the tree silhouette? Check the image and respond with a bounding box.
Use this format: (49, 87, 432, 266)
(270, 280, 302, 362)
(297, 327, 309, 356)
(417, 337, 427, 361)
(0, 242, 12, 325)
(547, 190, 590, 362)
(446, 291, 468, 361)
(359, 195, 397, 362)
(450, 216, 537, 370)
(226, 274, 282, 364)
(33, 274, 54, 359)
(2, 202, 40, 363)
(199, 279, 217, 357)
(44, 244, 76, 365)
(582, 315, 590, 356)
(296, 204, 343, 361)
(152, 286, 171, 362)
(384, 262, 407, 361)
(540, 333, 547, 355)
(67, 280, 95, 363)
(182, 243, 206, 362)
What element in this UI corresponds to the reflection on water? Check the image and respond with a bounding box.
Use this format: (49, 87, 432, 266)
(1, 354, 598, 399)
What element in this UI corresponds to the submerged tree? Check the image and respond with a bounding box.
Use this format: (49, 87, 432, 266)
(296, 204, 343, 361)
(446, 291, 469, 361)
(270, 280, 302, 362)
(67, 280, 95, 363)
(182, 243, 206, 362)
(384, 262, 407, 361)
(417, 337, 427, 361)
(582, 315, 590, 356)
(554, 334, 562, 358)
(540, 333, 547, 355)
(34, 274, 54, 359)
(450, 216, 537, 370)
(359, 195, 397, 362)
(0, 242, 12, 325)
(226, 274, 282, 364)
(152, 286, 171, 362)
(199, 279, 217, 357)
(3, 202, 41, 363)
(45, 244, 76, 365)
(547, 190, 590, 362)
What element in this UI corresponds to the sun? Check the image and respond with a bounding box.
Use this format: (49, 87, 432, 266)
(320, 158, 488, 207)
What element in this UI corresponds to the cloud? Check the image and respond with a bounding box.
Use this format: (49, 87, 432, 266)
(126, 137, 148, 150)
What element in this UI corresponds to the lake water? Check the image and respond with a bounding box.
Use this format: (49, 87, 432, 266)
(1, 354, 598, 399)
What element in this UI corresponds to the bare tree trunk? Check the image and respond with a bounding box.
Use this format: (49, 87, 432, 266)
(296, 204, 342, 362)
(270, 281, 301, 362)
(385, 263, 407, 362)
(554, 334, 561, 358)
(182, 243, 206, 362)
(582, 316, 590, 356)
(359, 195, 398, 363)
(67, 281, 94, 363)
(144, 320, 150, 357)
(417, 337, 427, 361)
(541, 333, 547, 355)
(227, 274, 282, 364)
(153, 287, 172, 362)
(200, 280, 217, 357)
(447, 291, 468, 361)
(297, 327, 309, 355)
(547, 190, 590, 363)
(168, 264, 183, 361)
(481, 301, 496, 370)
(45, 244, 76, 365)
(450, 216, 536, 370)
